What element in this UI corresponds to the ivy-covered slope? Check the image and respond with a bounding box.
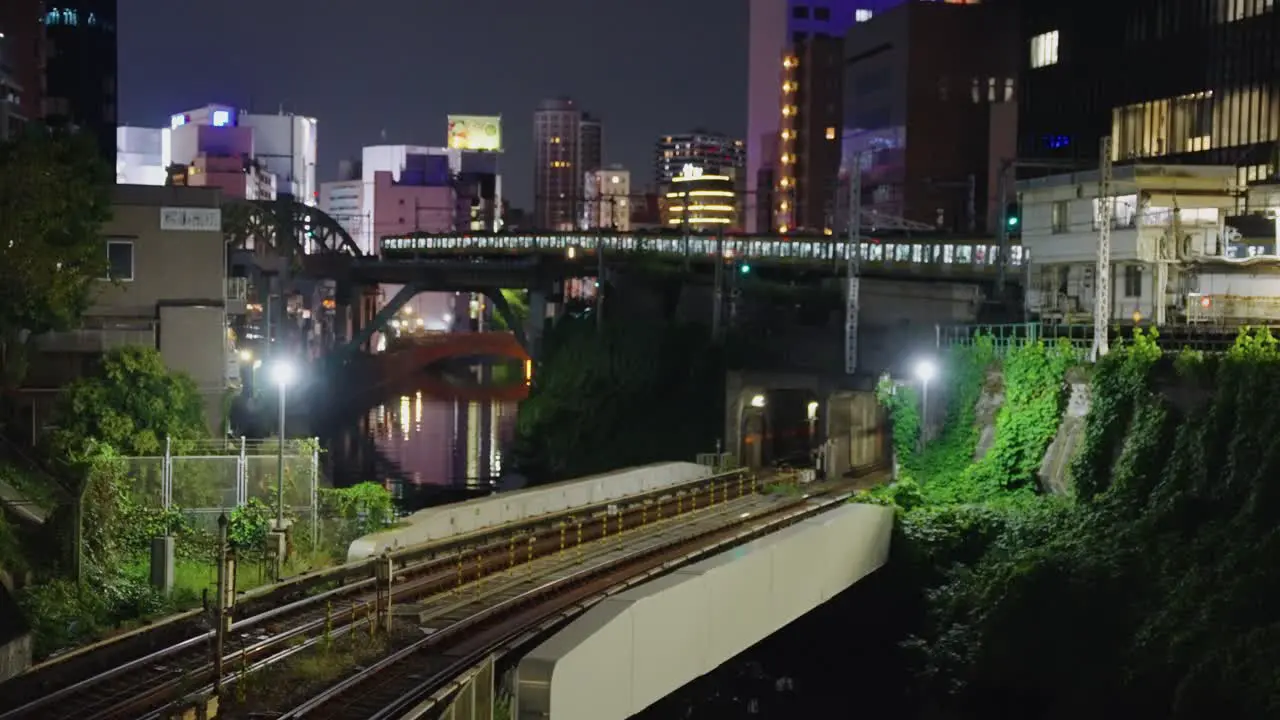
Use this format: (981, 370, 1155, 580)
(872, 329, 1280, 719)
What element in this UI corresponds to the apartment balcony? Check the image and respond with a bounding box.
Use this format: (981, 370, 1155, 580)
(36, 321, 158, 354)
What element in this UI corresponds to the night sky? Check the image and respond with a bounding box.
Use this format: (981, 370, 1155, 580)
(118, 0, 749, 207)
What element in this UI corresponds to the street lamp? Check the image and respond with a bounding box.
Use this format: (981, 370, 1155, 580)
(750, 394, 766, 408)
(914, 359, 937, 442)
(270, 359, 296, 530)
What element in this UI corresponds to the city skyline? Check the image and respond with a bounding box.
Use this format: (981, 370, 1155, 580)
(117, 0, 749, 209)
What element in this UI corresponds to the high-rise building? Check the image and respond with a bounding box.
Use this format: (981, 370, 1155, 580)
(654, 131, 745, 186)
(0, 0, 42, 128)
(580, 113, 602, 174)
(775, 34, 844, 233)
(583, 166, 631, 230)
(747, 0, 901, 231)
(841, 0, 1014, 230)
(1020, 0, 1279, 189)
(0, 28, 23, 141)
(533, 98, 602, 230)
(43, 1, 118, 162)
(662, 164, 741, 230)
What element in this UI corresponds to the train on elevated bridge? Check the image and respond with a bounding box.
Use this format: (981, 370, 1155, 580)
(377, 230, 1029, 282)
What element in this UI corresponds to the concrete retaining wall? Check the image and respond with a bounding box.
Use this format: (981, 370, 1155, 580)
(514, 502, 894, 720)
(347, 462, 712, 561)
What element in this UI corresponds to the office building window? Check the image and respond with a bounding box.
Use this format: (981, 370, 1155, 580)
(106, 240, 134, 281)
(1052, 201, 1069, 233)
(793, 31, 806, 43)
(1124, 265, 1142, 298)
(1030, 31, 1060, 68)
(855, 9, 873, 21)
(814, 6, 830, 20)
(792, 6, 809, 18)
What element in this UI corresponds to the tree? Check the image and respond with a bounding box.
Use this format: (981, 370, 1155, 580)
(0, 128, 113, 389)
(47, 346, 208, 461)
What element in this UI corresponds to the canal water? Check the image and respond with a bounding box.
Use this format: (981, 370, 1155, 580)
(323, 361, 527, 512)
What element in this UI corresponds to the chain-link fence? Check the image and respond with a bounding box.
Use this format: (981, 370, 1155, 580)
(122, 437, 319, 535)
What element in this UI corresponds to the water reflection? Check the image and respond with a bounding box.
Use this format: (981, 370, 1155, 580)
(326, 363, 525, 511)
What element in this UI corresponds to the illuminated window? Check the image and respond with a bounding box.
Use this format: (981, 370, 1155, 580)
(855, 9, 873, 21)
(1030, 31, 1059, 68)
(1218, 0, 1275, 23)
(1051, 201, 1069, 233)
(825, 126, 836, 140)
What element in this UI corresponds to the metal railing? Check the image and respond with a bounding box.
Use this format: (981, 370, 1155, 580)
(124, 437, 320, 534)
(937, 321, 1254, 354)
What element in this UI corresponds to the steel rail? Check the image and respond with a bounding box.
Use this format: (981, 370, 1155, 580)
(0, 468, 751, 718)
(10, 467, 747, 681)
(277, 491, 850, 719)
(382, 493, 855, 720)
(137, 497, 780, 720)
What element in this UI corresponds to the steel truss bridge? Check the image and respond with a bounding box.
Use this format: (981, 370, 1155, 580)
(222, 198, 1027, 279)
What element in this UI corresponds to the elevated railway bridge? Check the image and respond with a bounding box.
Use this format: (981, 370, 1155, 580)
(224, 198, 1027, 360)
(0, 461, 891, 720)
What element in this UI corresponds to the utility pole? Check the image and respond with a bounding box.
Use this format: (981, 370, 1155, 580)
(712, 224, 725, 341)
(845, 155, 863, 376)
(996, 161, 1012, 295)
(681, 189, 692, 270)
(595, 196, 607, 331)
(1091, 136, 1114, 362)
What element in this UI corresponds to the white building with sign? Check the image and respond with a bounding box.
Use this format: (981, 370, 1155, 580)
(1017, 164, 1280, 326)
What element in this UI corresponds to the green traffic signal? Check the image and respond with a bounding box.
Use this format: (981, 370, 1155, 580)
(1007, 216, 1019, 227)
(740, 264, 751, 274)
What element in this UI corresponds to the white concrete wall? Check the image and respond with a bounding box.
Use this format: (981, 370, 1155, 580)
(347, 462, 712, 561)
(514, 502, 894, 720)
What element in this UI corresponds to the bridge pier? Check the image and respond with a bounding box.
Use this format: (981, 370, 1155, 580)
(526, 289, 548, 362)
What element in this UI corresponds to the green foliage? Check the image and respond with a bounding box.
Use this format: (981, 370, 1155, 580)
(228, 499, 275, 554)
(489, 289, 529, 332)
(0, 128, 113, 388)
(315, 482, 395, 559)
(875, 373, 919, 473)
(47, 345, 208, 461)
(899, 327, 1280, 717)
(1070, 327, 1161, 501)
(18, 574, 171, 658)
(958, 340, 1075, 501)
(512, 314, 724, 482)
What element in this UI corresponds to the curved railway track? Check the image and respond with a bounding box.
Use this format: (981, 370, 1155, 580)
(0, 469, 764, 720)
(267, 490, 850, 719)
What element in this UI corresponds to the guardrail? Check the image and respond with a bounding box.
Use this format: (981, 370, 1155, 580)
(360, 491, 855, 720)
(14, 467, 752, 681)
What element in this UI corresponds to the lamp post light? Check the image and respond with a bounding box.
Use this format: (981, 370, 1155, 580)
(914, 359, 937, 443)
(270, 359, 296, 530)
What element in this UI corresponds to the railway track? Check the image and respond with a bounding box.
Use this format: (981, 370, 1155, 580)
(0, 469, 762, 720)
(265, 489, 851, 720)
